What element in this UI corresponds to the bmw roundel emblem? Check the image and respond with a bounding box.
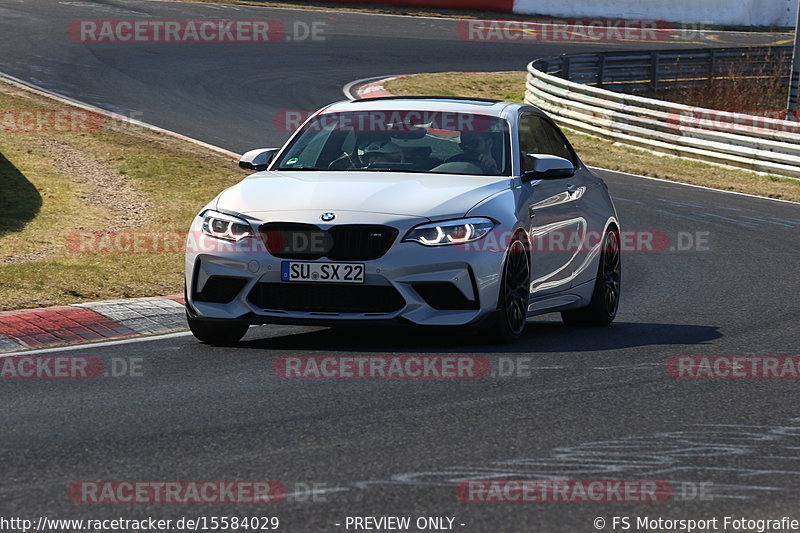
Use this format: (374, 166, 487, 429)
(320, 212, 335, 221)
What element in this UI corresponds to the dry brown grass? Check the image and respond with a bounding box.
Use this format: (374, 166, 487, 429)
(641, 56, 791, 113)
(0, 80, 245, 310)
(387, 72, 526, 102)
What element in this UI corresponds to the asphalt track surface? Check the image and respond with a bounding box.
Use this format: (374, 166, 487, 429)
(1, 1, 799, 531)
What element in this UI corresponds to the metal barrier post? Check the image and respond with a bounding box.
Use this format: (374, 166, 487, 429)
(709, 49, 717, 82)
(650, 52, 660, 92)
(598, 54, 605, 88)
(788, 0, 800, 117)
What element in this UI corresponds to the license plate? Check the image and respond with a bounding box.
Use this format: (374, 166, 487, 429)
(281, 262, 365, 283)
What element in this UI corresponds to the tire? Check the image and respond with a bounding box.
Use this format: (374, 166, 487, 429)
(484, 235, 530, 343)
(186, 311, 249, 345)
(561, 227, 621, 327)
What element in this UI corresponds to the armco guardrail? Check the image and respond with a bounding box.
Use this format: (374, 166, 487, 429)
(526, 47, 800, 178)
(532, 47, 791, 92)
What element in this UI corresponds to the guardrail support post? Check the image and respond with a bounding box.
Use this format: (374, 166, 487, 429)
(598, 54, 605, 88)
(788, 0, 800, 118)
(709, 49, 717, 83)
(650, 52, 660, 92)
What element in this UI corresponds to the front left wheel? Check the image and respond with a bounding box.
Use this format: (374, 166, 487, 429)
(186, 311, 249, 345)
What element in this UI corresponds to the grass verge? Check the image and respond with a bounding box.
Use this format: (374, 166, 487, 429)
(0, 80, 245, 311)
(386, 71, 800, 203)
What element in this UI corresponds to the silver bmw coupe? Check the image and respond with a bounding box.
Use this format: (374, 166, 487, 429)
(185, 97, 620, 344)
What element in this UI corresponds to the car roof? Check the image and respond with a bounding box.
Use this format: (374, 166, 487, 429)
(324, 96, 521, 117)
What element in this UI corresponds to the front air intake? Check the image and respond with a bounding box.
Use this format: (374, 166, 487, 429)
(194, 276, 248, 304)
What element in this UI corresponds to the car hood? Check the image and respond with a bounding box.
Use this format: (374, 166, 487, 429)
(216, 171, 512, 219)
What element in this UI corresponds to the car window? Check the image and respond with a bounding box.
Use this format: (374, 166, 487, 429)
(279, 119, 338, 168)
(539, 119, 575, 162)
(518, 113, 575, 171)
(274, 110, 512, 176)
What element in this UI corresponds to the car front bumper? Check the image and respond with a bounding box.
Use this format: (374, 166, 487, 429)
(184, 214, 507, 327)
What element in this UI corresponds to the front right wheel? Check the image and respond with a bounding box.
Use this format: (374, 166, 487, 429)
(483, 235, 530, 344)
(561, 227, 621, 327)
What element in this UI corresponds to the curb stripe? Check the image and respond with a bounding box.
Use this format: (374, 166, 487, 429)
(358, 77, 403, 98)
(77, 298, 186, 335)
(0, 295, 189, 353)
(0, 307, 136, 349)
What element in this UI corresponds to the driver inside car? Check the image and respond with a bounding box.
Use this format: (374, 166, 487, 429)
(359, 140, 404, 166)
(447, 131, 499, 174)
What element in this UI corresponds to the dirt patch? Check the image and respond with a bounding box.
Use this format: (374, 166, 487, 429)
(1, 137, 149, 265)
(25, 136, 148, 229)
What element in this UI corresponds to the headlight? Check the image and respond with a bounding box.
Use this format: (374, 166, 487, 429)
(201, 210, 253, 242)
(403, 218, 495, 246)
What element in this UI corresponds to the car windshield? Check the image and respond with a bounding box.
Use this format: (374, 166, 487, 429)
(274, 110, 511, 176)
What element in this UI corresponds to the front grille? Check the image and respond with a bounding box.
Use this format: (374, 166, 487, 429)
(248, 283, 405, 313)
(259, 223, 397, 261)
(326, 225, 397, 261)
(412, 282, 479, 310)
(194, 276, 248, 304)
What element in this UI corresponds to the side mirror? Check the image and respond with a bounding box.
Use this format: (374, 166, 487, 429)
(239, 148, 279, 172)
(522, 154, 575, 181)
